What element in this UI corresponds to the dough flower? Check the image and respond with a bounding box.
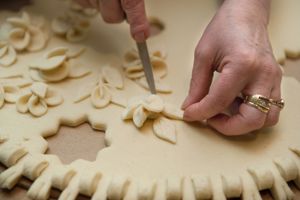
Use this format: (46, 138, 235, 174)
(0, 41, 17, 67)
(51, 12, 91, 42)
(69, 0, 98, 17)
(16, 82, 63, 117)
(29, 47, 90, 82)
(74, 66, 124, 109)
(123, 49, 172, 93)
(7, 12, 49, 52)
(122, 95, 183, 144)
(0, 84, 20, 109)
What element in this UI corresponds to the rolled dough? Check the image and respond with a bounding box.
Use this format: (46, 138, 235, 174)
(0, 0, 300, 200)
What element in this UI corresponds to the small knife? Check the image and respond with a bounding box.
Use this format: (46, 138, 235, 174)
(136, 42, 157, 94)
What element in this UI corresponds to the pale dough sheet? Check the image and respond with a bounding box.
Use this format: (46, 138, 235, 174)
(0, 0, 300, 200)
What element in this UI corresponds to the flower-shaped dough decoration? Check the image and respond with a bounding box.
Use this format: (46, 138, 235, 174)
(123, 49, 172, 93)
(29, 47, 90, 82)
(69, 0, 98, 17)
(122, 95, 184, 144)
(74, 66, 125, 109)
(51, 12, 91, 42)
(16, 82, 63, 117)
(0, 84, 20, 109)
(0, 12, 49, 67)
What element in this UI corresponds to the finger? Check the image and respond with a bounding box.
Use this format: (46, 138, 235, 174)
(121, 0, 150, 42)
(181, 45, 214, 109)
(265, 77, 282, 127)
(183, 66, 248, 122)
(99, 0, 125, 23)
(207, 86, 271, 136)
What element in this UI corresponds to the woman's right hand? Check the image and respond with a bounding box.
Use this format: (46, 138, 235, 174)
(75, 0, 150, 42)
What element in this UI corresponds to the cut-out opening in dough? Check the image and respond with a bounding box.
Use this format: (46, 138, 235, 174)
(148, 17, 165, 37)
(46, 123, 106, 164)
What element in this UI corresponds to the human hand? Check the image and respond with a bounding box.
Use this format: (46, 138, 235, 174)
(75, 0, 150, 42)
(182, 0, 283, 136)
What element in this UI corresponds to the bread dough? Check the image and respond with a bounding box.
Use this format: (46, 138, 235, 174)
(0, 0, 300, 200)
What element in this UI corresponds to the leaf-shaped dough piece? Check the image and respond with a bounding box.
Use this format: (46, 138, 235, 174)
(66, 28, 86, 42)
(142, 95, 164, 113)
(9, 28, 31, 51)
(0, 44, 8, 58)
(153, 117, 177, 144)
(39, 62, 70, 82)
(44, 47, 68, 59)
(151, 57, 167, 78)
(26, 26, 47, 52)
(102, 66, 124, 89)
(74, 20, 90, 32)
(30, 55, 67, 71)
(45, 88, 63, 106)
(133, 105, 149, 128)
(51, 17, 71, 35)
(28, 95, 48, 117)
(162, 103, 184, 120)
(29, 69, 44, 82)
(124, 50, 139, 63)
(66, 47, 85, 59)
(0, 46, 17, 67)
(91, 86, 111, 108)
(0, 85, 4, 108)
(122, 101, 141, 120)
(68, 60, 91, 78)
(6, 17, 29, 29)
(21, 12, 31, 24)
(30, 82, 48, 99)
(136, 77, 172, 93)
(3, 85, 20, 103)
(73, 81, 96, 103)
(124, 64, 144, 79)
(16, 92, 32, 113)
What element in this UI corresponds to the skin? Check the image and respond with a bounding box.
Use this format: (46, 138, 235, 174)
(76, 0, 283, 136)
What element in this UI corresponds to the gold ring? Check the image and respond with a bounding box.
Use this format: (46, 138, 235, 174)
(270, 98, 285, 109)
(243, 94, 271, 113)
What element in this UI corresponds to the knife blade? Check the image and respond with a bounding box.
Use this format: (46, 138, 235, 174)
(136, 41, 157, 94)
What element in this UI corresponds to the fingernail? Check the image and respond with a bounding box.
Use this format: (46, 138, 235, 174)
(134, 32, 145, 42)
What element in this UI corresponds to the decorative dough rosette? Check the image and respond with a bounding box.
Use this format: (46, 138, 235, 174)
(122, 95, 183, 144)
(122, 49, 172, 93)
(51, 12, 91, 42)
(29, 47, 90, 82)
(74, 66, 124, 109)
(16, 82, 63, 117)
(6, 12, 49, 52)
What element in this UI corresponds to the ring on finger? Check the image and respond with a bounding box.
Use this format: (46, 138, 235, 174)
(243, 94, 271, 114)
(269, 98, 285, 109)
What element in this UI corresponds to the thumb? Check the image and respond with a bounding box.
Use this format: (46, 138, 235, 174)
(121, 0, 150, 42)
(182, 47, 214, 109)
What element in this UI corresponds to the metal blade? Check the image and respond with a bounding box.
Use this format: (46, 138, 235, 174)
(136, 41, 157, 94)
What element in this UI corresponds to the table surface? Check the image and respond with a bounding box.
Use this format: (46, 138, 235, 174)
(0, 1, 299, 198)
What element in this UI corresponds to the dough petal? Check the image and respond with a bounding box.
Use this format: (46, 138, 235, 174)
(153, 117, 177, 144)
(6, 17, 29, 29)
(39, 61, 70, 82)
(162, 103, 184, 120)
(0, 46, 17, 67)
(3, 85, 20, 103)
(66, 28, 87, 42)
(26, 26, 47, 52)
(102, 66, 124, 89)
(45, 88, 64, 106)
(9, 28, 31, 51)
(31, 82, 48, 99)
(133, 105, 148, 128)
(0, 86, 4, 108)
(68, 60, 91, 78)
(16, 92, 32, 113)
(136, 77, 172, 93)
(44, 47, 68, 59)
(28, 95, 48, 117)
(142, 95, 164, 113)
(91, 86, 111, 108)
(30, 55, 67, 71)
(66, 47, 86, 59)
(0, 43, 8, 57)
(51, 17, 71, 35)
